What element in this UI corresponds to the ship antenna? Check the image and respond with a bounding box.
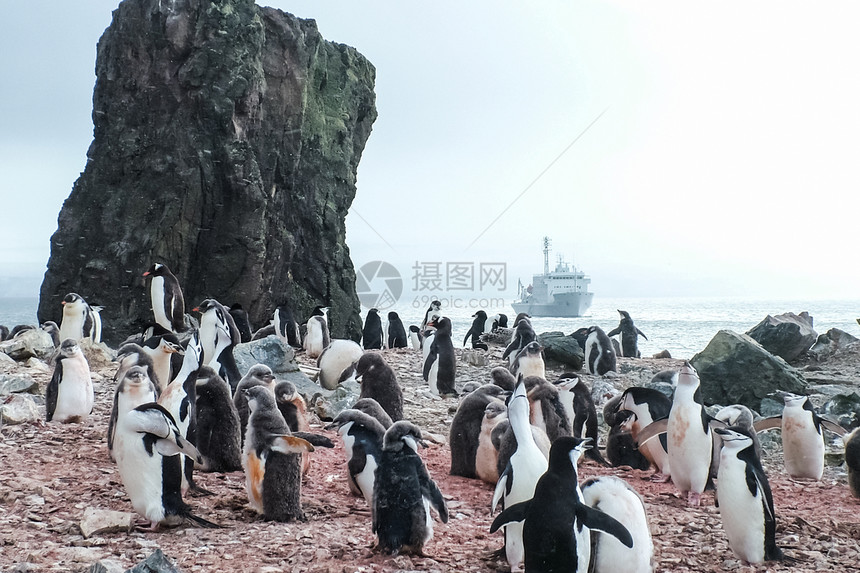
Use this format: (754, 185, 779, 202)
(543, 237, 551, 275)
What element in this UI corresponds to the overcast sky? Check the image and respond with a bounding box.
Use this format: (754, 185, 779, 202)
(2, 1, 858, 300)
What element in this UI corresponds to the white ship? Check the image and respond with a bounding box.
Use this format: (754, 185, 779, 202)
(511, 237, 594, 318)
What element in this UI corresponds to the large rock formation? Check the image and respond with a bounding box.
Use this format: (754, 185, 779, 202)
(745, 311, 817, 363)
(690, 329, 808, 411)
(38, 0, 377, 345)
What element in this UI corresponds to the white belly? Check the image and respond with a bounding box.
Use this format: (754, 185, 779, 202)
(516, 355, 545, 379)
(717, 454, 766, 563)
(115, 426, 168, 523)
(59, 311, 85, 342)
(355, 455, 377, 505)
(504, 447, 548, 571)
(53, 361, 93, 422)
(426, 360, 439, 395)
(150, 277, 172, 330)
(584, 478, 654, 573)
(782, 416, 824, 479)
(667, 404, 711, 493)
(476, 429, 500, 483)
(304, 327, 324, 358)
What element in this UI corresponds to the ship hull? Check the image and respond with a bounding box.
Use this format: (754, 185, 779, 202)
(511, 292, 594, 318)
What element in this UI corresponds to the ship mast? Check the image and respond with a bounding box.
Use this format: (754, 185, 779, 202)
(543, 236, 551, 275)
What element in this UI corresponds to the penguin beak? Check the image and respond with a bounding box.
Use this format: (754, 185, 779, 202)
(417, 438, 429, 448)
(143, 271, 151, 277)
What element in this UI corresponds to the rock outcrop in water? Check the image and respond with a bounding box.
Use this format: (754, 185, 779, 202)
(38, 0, 377, 345)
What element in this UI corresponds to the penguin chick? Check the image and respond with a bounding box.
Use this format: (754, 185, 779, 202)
(352, 397, 394, 429)
(274, 380, 314, 476)
(114, 403, 218, 530)
(194, 366, 242, 472)
(356, 353, 404, 422)
(326, 409, 387, 503)
(46, 339, 93, 423)
(317, 339, 363, 390)
(303, 310, 331, 359)
(510, 341, 545, 379)
(523, 376, 571, 444)
(449, 383, 509, 478)
(555, 373, 608, 466)
(243, 386, 315, 522)
(490, 366, 516, 392)
(234, 364, 276, 443)
(475, 399, 507, 484)
(845, 427, 860, 499)
(373, 421, 448, 556)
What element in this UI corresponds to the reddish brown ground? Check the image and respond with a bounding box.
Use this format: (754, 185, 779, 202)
(1, 347, 858, 572)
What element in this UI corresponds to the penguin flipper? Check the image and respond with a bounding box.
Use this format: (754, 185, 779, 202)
(45, 362, 61, 421)
(636, 328, 648, 340)
(489, 500, 529, 533)
(501, 340, 519, 360)
(576, 504, 634, 548)
(818, 417, 848, 436)
(422, 344, 438, 381)
(635, 418, 669, 448)
(753, 416, 782, 433)
(291, 431, 335, 448)
(416, 460, 448, 523)
(606, 326, 621, 338)
(491, 464, 512, 513)
(270, 435, 315, 454)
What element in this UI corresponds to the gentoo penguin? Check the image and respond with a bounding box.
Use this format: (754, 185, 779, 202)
(714, 427, 785, 563)
(476, 399, 507, 484)
(143, 263, 186, 333)
(755, 393, 847, 480)
(585, 325, 616, 375)
(666, 362, 713, 506)
(448, 383, 508, 478)
(619, 386, 672, 480)
(45, 339, 93, 423)
(845, 427, 860, 499)
(510, 341, 545, 379)
(58, 293, 97, 343)
(114, 402, 217, 530)
(408, 325, 422, 350)
(109, 353, 159, 461)
(491, 380, 549, 572)
(422, 317, 457, 397)
(362, 308, 384, 350)
(195, 299, 242, 391)
(463, 310, 489, 350)
(229, 303, 253, 343)
(420, 300, 442, 330)
(523, 376, 571, 444)
(555, 373, 608, 465)
(243, 386, 315, 521)
(234, 364, 277, 443)
(604, 398, 651, 471)
(607, 310, 648, 358)
(355, 353, 403, 422)
(194, 366, 242, 472)
(372, 421, 448, 556)
(273, 304, 301, 348)
(580, 475, 654, 573)
(317, 339, 363, 390)
(385, 311, 408, 349)
(139, 331, 183, 393)
(490, 437, 633, 573)
(502, 315, 536, 366)
(304, 307, 331, 359)
(352, 397, 394, 429)
(325, 408, 387, 504)
(490, 366, 517, 392)
(40, 321, 60, 347)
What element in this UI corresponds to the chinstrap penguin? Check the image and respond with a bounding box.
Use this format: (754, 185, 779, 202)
(46, 339, 93, 423)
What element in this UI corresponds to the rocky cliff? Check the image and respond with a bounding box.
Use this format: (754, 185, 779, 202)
(38, 0, 376, 344)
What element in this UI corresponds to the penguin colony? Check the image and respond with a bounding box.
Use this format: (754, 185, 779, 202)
(15, 285, 856, 569)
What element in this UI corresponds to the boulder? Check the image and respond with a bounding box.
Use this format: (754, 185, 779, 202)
(37, 0, 377, 345)
(690, 330, 807, 411)
(79, 507, 135, 539)
(0, 329, 54, 361)
(808, 328, 859, 362)
(822, 392, 860, 429)
(537, 331, 584, 371)
(234, 335, 299, 376)
(0, 373, 39, 396)
(0, 394, 41, 424)
(745, 311, 817, 363)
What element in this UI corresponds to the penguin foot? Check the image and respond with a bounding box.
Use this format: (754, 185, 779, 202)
(686, 491, 702, 507)
(650, 472, 671, 483)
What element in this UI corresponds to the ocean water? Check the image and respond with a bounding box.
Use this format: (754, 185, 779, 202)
(3, 296, 858, 360)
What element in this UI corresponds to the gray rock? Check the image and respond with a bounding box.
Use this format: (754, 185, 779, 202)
(691, 330, 807, 411)
(822, 392, 860, 429)
(0, 329, 55, 361)
(745, 311, 817, 363)
(537, 331, 584, 371)
(311, 379, 361, 421)
(87, 559, 124, 573)
(126, 550, 183, 573)
(78, 340, 116, 370)
(0, 373, 39, 396)
(809, 328, 859, 361)
(79, 507, 135, 539)
(234, 335, 299, 376)
(0, 394, 41, 424)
